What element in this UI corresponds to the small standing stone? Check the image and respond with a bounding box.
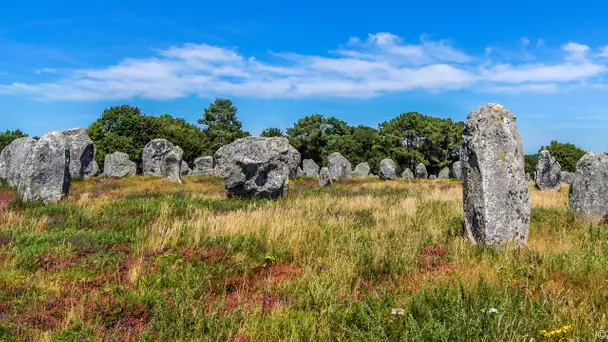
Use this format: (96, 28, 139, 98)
(0, 137, 37, 187)
(569, 152, 608, 220)
(401, 168, 414, 180)
(84, 160, 100, 179)
(302, 159, 320, 177)
(327, 152, 352, 180)
(181, 161, 192, 176)
(296, 167, 305, 178)
(353, 162, 371, 177)
(104, 152, 137, 178)
(319, 167, 332, 186)
(429, 175, 437, 180)
(438, 167, 450, 179)
(415, 163, 428, 179)
(59, 128, 96, 180)
(451, 161, 462, 180)
(191, 156, 215, 176)
(379, 159, 397, 180)
(142, 139, 183, 183)
(535, 150, 561, 191)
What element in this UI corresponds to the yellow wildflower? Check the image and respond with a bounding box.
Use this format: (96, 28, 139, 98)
(540, 325, 572, 338)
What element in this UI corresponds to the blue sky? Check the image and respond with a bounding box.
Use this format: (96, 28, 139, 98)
(1, 0, 608, 153)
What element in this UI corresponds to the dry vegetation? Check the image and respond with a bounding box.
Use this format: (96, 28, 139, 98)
(0, 176, 606, 341)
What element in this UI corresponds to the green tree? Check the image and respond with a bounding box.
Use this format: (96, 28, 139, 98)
(0, 129, 28, 152)
(524, 154, 539, 176)
(261, 127, 284, 137)
(539, 140, 586, 173)
(154, 114, 207, 163)
(198, 99, 249, 154)
(286, 114, 351, 165)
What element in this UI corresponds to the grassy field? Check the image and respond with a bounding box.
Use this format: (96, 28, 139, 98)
(0, 176, 606, 341)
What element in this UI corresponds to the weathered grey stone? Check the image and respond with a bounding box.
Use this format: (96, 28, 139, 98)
(191, 156, 215, 176)
(0, 137, 37, 187)
(461, 103, 531, 246)
(295, 167, 304, 178)
(379, 159, 397, 180)
(18, 132, 71, 203)
(438, 167, 450, 179)
(353, 162, 370, 177)
(59, 128, 96, 180)
(451, 161, 462, 180)
(401, 168, 414, 180)
(526, 173, 531, 182)
(84, 160, 100, 179)
(569, 152, 608, 220)
(302, 159, 320, 177)
(104, 152, 136, 178)
(560, 171, 575, 185)
(287, 145, 302, 179)
(415, 163, 427, 179)
(327, 152, 352, 180)
(319, 167, 332, 186)
(181, 161, 191, 176)
(142, 139, 183, 183)
(535, 150, 561, 191)
(214, 137, 296, 199)
(429, 175, 437, 180)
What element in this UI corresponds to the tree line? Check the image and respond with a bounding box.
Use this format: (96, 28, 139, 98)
(0, 98, 588, 175)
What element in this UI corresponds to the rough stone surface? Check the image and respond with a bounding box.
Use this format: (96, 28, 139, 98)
(438, 167, 450, 179)
(214, 137, 297, 199)
(535, 150, 561, 191)
(379, 159, 397, 180)
(18, 132, 71, 203)
(192, 156, 215, 176)
(104, 152, 136, 178)
(0, 137, 37, 187)
(569, 152, 608, 220)
(319, 167, 332, 186)
(84, 160, 100, 179)
(451, 161, 462, 180)
(561, 171, 575, 185)
(353, 162, 370, 177)
(59, 128, 96, 180)
(181, 161, 191, 176)
(287, 145, 302, 179)
(429, 175, 437, 180)
(415, 163, 428, 179)
(302, 159, 320, 177)
(296, 167, 304, 178)
(402, 168, 414, 180)
(142, 139, 183, 183)
(461, 103, 531, 246)
(327, 152, 352, 180)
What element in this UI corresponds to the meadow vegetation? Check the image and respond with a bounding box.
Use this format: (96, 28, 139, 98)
(0, 176, 606, 341)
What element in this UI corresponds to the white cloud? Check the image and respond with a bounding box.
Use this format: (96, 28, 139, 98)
(520, 37, 530, 47)
(598, 46, 608, 58)
(1, 34, 608, 101)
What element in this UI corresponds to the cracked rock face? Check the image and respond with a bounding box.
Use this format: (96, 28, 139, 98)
(461, 103, 531, 246)
(535, 150, 561, 191)
(569, 152, 608, 221)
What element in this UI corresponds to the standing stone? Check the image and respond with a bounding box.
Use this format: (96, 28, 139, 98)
(429, 175, 438, 180)
(438, 167, 450, 179)
(296, 167, 305, 178)
(286, 145, 302, 179)
(353, 162, 371, 177)
(415, 163, 428, 179)
(319, 167, 332, 187)
(327, 152, 352, 180)
(0, 137, 37, 187)
(181, 161, 192, 176)
(535, 150, 561, 191)
(461, 103, 531, 246)
(214, 137, 296, 199)
(560, 171, 575, 185)
(402, 168, 414, 180)
(84, 160, 100, 179)
(379, 159, 397, 180)
(451, 161, 462, 180)
(142, 139, 183, 183)
(59, 128, 96, 180)
(192, 156, 215, 176)
(18, 132, 71, 203)
(569, 152, 608, 220)
(104, 152, 137, 178)
(302, 159, 320, 177)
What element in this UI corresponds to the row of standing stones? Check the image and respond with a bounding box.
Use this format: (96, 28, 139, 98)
(1, 103, 606, 246)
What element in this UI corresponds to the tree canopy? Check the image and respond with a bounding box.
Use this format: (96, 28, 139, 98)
(261, 128, 284, 137)
(197, 99, 249, 154)
(539, 140, 586, 173)
(0, 129, 28, 152)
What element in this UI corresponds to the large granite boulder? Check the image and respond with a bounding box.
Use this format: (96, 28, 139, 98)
(18, 132, 71, 203)
(461, 103, 531, 246)
(415, 163, 428, 179)
(353, 162, 370, 177)
(327, 152, 352, 180)
(191, 156, 215, 176)
(569, 152, 608, 220)
(451, 161, 462, 180)
(319, 167, 332, 187)
(59, 128, 96, 180)
(402, 168, 414, 180)
(181, 161, 191, 176)
(104, 152, 136, 178)
(560, 171, 575, 185)
(438, 167, 450, 179)
(379, 159, 397, 180)
(302, 159, 320, 177)
(535, 150, 561, 191)
(0, 137, 37, 187)
(214, 137, 297, 199)
(142, 139, 183, 183)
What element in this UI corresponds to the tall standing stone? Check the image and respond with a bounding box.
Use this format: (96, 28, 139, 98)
(438, 167, 450, 179)
(327, 152, 352, 180)
(191, 156, 215, 176)
(379, 159, 397, 180)
(18, 132, 71, 203)
(401, 168, 414, 180)
(353, 162, 370, 177)
(569, 152, 608, 220)
(319, 167, 332, 187)
(0, 137, 37, 187)
(415, 163, 427, 179)
(302, 159, 320, 177)
(142, 139, 183, 183)
(59, 128, 96, 180)
(451, 161, 462, 180)
(461, 103, 531, 246)
(104, 152, 136, 178)
(535, 150, 561, 191)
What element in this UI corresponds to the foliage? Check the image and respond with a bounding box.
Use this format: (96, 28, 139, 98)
(260, 127, 284, 137)
(0, 129, 28, 152)
(197, 99, 249, 154)
(524, 154, 539, 176)
(539, 140, 586, 173)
